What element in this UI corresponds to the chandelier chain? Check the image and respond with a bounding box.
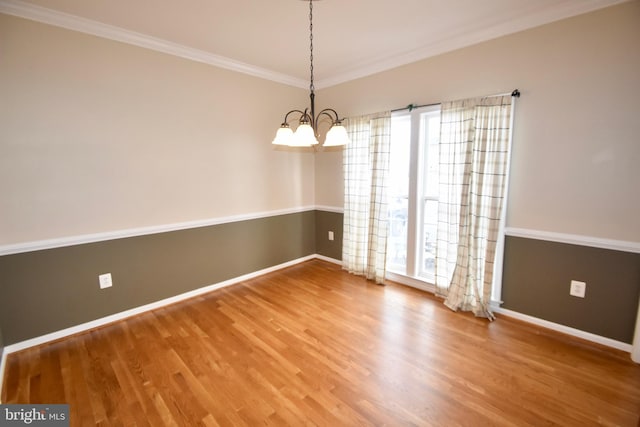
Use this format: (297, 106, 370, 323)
(309, 0, 314, 94)
(272, 0, 349, 147)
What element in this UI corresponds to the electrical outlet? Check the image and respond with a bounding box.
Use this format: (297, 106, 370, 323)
(99, 273, 113, 289)
(570, 280, 586, 298)
(328, 231, 334, 241)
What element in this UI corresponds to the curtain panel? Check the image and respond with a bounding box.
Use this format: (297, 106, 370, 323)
(435, 95, 514, 319)
(342, 112, 391, 284)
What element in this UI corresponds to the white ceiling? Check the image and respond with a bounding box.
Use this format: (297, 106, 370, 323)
(0, 0, 629, 88)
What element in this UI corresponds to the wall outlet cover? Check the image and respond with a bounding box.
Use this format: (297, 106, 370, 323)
(99, 273, 113, 289)
(570, 280, 586, 298)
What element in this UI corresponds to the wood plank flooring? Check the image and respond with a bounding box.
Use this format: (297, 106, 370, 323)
(2, 259, 640, 426)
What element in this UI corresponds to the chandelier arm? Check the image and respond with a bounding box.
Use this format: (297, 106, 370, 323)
(316, 111, 339, 128)
(317, 108, 342, 123)
(300, 108, 312, 124)
(282, 109, 307, 124)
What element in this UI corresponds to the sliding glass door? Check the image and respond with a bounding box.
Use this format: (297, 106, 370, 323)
(387, 105, 441, 283)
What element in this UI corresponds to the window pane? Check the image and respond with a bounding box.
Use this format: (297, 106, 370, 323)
(387, 115, 410, 274)
(389, 116, 410, 198)
(418, 111, 440, 280)
(420, 199, 438, 277)
(422, 113, 440, 198)
(388, 196, 408, 272)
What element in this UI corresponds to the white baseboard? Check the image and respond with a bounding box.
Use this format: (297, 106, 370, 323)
(385, 277, 633, 355)
(314, 254, 342, 265)
(1, 254, 633, 400)
(494, 307, 633, 353)
(0, 349, 7, 403)
(0, 255, 327, 399)
(1, 255, 316, 358)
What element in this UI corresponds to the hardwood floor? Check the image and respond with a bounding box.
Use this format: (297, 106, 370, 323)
(2, 259, 640, 426)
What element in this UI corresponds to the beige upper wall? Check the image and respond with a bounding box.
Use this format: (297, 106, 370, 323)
(0, 14, 314, 246)
(315, 1, 640, 242)
(3, 2, 638, 246)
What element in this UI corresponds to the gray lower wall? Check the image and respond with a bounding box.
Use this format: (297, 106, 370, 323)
(2, 210, 638, 348)
(502, 236, 640, 344)
(314, 211, 640, 345)
(315, 210, 343, 261)
(0, 211, 315, 346)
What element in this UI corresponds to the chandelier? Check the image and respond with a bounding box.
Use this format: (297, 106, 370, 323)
(272, 0, 350, 148)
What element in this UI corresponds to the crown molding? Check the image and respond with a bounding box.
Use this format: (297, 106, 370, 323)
(315, 0, 630, 88)
(0, 0, 629, 90)
(0, 0, 308, 89)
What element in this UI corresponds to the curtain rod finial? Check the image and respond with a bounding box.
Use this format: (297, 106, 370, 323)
(512, 89, 521, 97)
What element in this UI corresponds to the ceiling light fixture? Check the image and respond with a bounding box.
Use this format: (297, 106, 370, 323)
(272, 0, 350, 148)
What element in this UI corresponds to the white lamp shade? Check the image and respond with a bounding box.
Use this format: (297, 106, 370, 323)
(272, 126, 294, 145)
(291, 123, 319, 147)
(323, 124, 350, 147)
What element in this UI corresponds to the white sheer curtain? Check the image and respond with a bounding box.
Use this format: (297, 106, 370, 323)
(342, 112, 391, 284)
(435, 95, 514, 319)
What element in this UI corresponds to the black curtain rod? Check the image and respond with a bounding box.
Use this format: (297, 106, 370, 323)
(391, 102, 439, 113)
(392, 89, 521, 113)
